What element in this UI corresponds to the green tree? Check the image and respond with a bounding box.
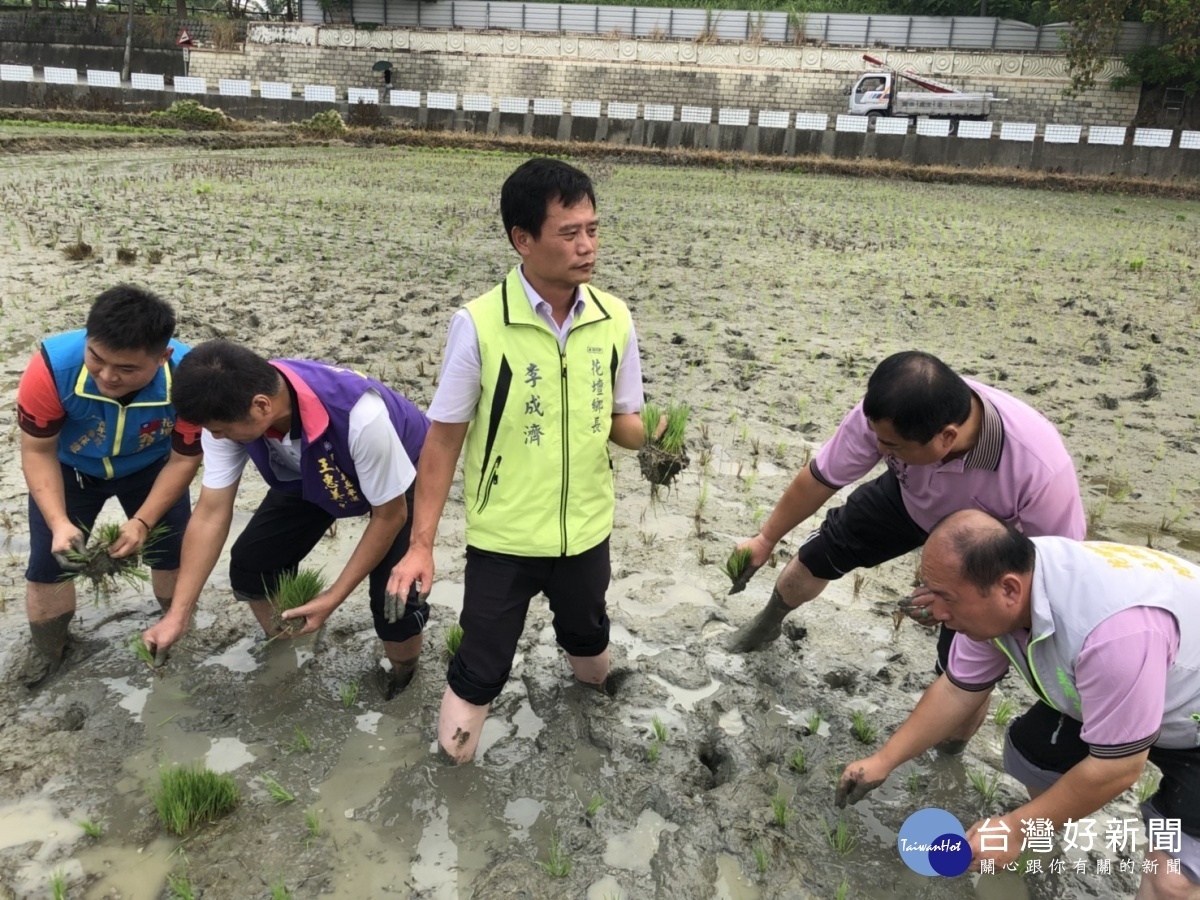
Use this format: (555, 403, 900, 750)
(1056, 0, 1200, 94)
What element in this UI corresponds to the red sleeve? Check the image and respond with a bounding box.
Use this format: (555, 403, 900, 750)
(171, 417, 203, 457)
(17, 350, 67, 438)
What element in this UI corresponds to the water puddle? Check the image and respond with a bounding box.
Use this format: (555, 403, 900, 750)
(602, 809, 679, 872)
(587, 875, 630, 899)
(199, 635, 260, 673)
(609, 622, 662, 660)
(768, 704, 832, 737)
(714, 852, 761, 899)
(502, 797, 543, 839)
(101, 676, 151, 722)
(647, 673, 722, 712)
(205, 736, 255, 773)
(355, 710, 383, 734)
(719, 708, 746, 736)
(76, 836, 176, 900)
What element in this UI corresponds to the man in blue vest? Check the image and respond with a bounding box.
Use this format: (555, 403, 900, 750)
(141, 341, 431, 697)
(17, 284, 201, 687)
(837, 510, 1200, 896)
(387, 158, 650, 763)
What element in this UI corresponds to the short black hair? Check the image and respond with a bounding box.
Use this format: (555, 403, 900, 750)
(172, 340, 281, 425)
(862, 351, 973, 444)
(500, 158, 596, 248)
(932, 511, 1036, 593)
(85, 284, 176, 354)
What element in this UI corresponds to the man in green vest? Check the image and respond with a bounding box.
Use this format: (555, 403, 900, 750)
(387, 158, 650, 764)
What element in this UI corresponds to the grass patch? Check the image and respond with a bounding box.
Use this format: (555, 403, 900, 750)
(445, 622, 464, 657)
(850, 711, 877, 744)
(824, 818, 858, 856)
(586, 792, 606, 817)
(151, 766, 240, 836)
(967, 768, 999, 807)
(992, 696, 1018, 727)
(770, 792, 791, 827)
(149, 99, 230, 130)
(262, 775, 295, 804)
(0, 117, 182, 135)
(284, 725, 314, 754)
(298, 109, 348, 137)
(166, 873, 197, 900)
(788, 748, 807, 774)
(60, 521, 168, 603)
(77, 817, 104, 838)
(270, 568, 327, 634)
(539, 834, 572, 878)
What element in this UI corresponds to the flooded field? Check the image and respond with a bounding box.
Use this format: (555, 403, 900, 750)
(0, 146, 1196, 899)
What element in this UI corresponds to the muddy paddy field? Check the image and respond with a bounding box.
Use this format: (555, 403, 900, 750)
(0, 144, 1197, 899)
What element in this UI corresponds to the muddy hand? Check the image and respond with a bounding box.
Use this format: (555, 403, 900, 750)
(727, 561, 763, 596)
(835, 764, 885, 808)
(384, 584, 421, 624)
(897, 590, 936, 626)
(153, 645, 170, 668)
(52, 534, 87, 572)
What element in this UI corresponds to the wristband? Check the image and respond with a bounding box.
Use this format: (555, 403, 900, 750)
(133, 516, 152, 533)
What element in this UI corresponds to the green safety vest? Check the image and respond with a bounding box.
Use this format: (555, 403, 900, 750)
(463, 268, 632, 557)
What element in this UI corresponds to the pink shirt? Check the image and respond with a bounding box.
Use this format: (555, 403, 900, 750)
(948, 607, 1180, 755)
(428, 267, 644, 424)
(810, 380, 1084, 538)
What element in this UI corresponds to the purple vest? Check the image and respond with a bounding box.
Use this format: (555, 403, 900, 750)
(243, 360, 429, 518)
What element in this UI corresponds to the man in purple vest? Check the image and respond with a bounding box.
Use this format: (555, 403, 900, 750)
(142, 340, 431, 696)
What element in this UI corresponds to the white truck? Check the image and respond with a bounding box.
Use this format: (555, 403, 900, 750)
(848, 54, 1000, 121)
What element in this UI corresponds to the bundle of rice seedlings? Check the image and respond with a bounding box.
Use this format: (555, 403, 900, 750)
(269, 568, 328, 634)
(638, 402, 691, 486)
(151, 766, 240, 836)
(60, 522, 166, 603)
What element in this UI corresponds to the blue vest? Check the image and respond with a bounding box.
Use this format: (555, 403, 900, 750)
(242, 360, 430, 519)
(43, 329, 188, 480)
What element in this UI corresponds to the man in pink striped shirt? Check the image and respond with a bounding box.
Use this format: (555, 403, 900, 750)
(729, 351, 1084, 749)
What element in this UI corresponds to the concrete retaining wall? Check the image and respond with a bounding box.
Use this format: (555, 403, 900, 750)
(183, 25, 1140, 127)
(3, 80, 1195, 182)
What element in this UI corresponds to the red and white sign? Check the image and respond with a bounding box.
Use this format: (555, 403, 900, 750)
(176, 28, 193, 47)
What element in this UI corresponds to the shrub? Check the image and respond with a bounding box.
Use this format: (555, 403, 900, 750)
(299, 110, 348, 137)
(149, 100, 229, 130)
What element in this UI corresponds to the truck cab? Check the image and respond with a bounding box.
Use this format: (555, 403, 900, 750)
(849, 72, 893, 116)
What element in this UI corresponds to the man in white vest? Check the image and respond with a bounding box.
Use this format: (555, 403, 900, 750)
(837, 509, 1200, 898)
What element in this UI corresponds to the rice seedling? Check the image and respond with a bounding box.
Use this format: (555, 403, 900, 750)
(62, 224, 92, 260)
(305, 808, 321, 838)
(992, 697, 1017, 727)
(770, 792, 792, 827)
(270, 878, 293, 900)
(284, 725, 313, 754)
(638, 401, 690, 486)
(752, 842, 769, 874)
(651, 715, 668, 744)
(906, 769, 922, 797)
(269, 568, 327, 635)
(647, 740, 661, 762)
(586, 792, 606, 817)
(340, 681, 359, 709)
(262, 775, 295, 804)
(116, 247, 138, 264)
(147, 248, 164, 265)
(129, 632, 156, 670)
(1128, 258, 1145, 273)
(967, 768, 999, 807)
(444, 622, 463, 657)
(835, 878, 849, 900)
(807, 712, 823, 736)
(850, 711, 877, 744)
(166, 872, 197, 900)
(151, 766, 240, 836)
(60, 522, 168, 603)
(77, 817, 105, 838)
(49, 869, 67, 900)
(539, 834, 572, 877)
(788, 748, 807, 774)
(824, 818, 859, 856)
(723, 547, 752, 582)
(1136, 770, 1161, 804)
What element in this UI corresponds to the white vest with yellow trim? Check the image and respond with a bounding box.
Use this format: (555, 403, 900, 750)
(462, 269, 632, 557)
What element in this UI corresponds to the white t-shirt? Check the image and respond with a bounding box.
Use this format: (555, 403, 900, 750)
(200, 390, 416, 508)
(427, 268, 644, 424)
